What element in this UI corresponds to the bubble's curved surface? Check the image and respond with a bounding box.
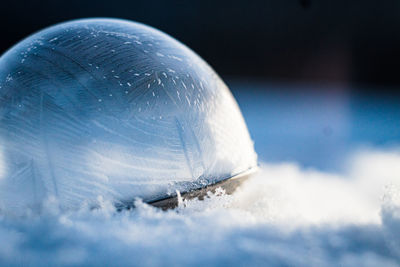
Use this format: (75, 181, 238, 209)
(0, 18, 257, 211)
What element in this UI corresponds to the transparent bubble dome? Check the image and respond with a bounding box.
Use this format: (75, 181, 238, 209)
(0, 18, 257, 211)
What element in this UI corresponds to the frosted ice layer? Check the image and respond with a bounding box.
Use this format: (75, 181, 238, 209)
(0, 18, 257, 211)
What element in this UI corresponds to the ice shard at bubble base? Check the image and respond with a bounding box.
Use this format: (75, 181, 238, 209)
(0, 18, 257, 211)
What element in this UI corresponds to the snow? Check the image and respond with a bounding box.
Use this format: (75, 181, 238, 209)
(0, 148, 399, 266)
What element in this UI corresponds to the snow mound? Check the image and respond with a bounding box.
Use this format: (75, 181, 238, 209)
(1, 149, 400, 266)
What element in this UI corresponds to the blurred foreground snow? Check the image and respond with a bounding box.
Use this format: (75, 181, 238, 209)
(1, 148, 400, 266)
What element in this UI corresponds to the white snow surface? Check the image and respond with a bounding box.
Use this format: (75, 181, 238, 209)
(1, 148, 400, 266)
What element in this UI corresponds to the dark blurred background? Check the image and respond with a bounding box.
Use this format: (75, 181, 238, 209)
(1, 0, 400, 91)
(2, 0, 400, 170)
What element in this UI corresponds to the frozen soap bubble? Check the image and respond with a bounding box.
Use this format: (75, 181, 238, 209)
(0, 18, 257, 212)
